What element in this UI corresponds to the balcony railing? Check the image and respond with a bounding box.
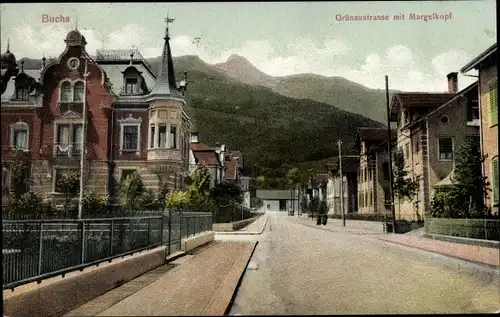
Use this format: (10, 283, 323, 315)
(95, 49, 152, 71)
(147, 148, 182, 161)
(54, 143, 82, 157)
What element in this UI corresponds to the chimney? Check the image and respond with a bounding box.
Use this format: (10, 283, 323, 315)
(190, 132, 199, 144)
(447, 72, 458, 94)
(215, 142, 220, 147)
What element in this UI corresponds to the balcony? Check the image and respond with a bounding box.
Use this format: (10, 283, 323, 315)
(147, 148, 181, 161)
(54, 143, 83, 158)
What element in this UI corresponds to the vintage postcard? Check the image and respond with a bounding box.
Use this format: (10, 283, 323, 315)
(1, 2, 498, 317)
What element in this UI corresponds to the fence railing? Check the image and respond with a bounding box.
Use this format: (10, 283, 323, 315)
(425, 218, 500, 241)
(2, 211, 213, 290)
(214, 203, 256, 223)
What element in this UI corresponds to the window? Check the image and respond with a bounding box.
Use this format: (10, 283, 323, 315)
(53, 167, 80, 193)
(73, 81, 84, 102)
(415, 138, 420, 153)
(122, 125, 139, 152)
(2, 167, 11, 196)
(55, 123, 82, 156)
(10, 122, 29, 150)
(405, 143, 410, 159)
(467, 99, 480, 122)
(489, 80, 498, 126)
(60, 81, 73, 102)
(15, 87, 29, 100)
(169, 126, 177, 149)
(492, 157, 498, 206)
(403, 111, 409, 125)
(365, 192, 368, 208)
(149, 125, 155, 148)
(125, 78, 138, 94)
(382, 162, 389, 180)
(159, 125, 167, 148)
(438, 138, 453, 160)
(440, 116, 449, 124)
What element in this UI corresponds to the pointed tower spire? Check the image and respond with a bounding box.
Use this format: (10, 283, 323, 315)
(148, 16, 178, 97)
(75, 16, 78, 30)
(6, 38, 10, 52)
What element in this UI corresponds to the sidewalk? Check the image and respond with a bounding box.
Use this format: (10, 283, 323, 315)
(294, 217, 499, 268)
(64, 241, 257, 316)
(216, 214, 268, 235)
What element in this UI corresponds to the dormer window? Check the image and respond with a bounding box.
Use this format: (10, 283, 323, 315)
(15, 86, 29, 100)
(125, 77, 138, 94)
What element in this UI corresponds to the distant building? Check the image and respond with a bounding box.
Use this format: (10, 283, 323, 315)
(256, 189, 299, 212)
(188, 132, 224, 189)
(326, 156, 359, 216)
(355, 127, 394, 216)
(461, 43, 498, 213)
(390, 74, 480, 220)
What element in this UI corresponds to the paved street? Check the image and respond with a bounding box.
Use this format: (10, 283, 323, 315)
(227, 211, 500, 315)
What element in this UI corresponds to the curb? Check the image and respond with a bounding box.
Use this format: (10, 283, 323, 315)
(422, 232, 500, 249)
(223, 241, 259, 316)
(378, 238, 499, 270)
(215, 215, 269, 235)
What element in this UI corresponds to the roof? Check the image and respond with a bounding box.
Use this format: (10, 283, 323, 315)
(190, 143, 215, 151)
(97, 63, 156, 97)
(393, 92, 455, 108)
(315, 173, 329, 183)
(223, 155, 238, 180)
(192, 150, 221, 167)
(147, 27, 179, 98)
(460, 43, 497, 73)
(256, 190, 295, 200)
(229, 150, 244, 168)
(355, 127, 395, 148)
(1, 69, 41, 103)
(404, 81, 479, 130)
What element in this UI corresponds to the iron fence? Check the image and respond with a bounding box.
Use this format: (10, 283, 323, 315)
(2, 211, 213, 290)
(214, 203, 255, 223)
(425, 218, 500, 241)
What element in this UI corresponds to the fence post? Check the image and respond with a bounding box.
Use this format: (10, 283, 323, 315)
(110, 220, 114, 256)
(81, 221, 86, 264)
(160, 215, 165, 245)
(147, 218, 151, 246)
(167, 211, 172, 256)
(38, 222, 44, 275)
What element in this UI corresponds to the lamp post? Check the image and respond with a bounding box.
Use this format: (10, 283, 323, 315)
(77, 54, 91, 219)
(338, 140, 345, 227)
(385, 75, 397, 233)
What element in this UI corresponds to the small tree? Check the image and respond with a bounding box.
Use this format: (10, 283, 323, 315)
(165, 191, 190, 209)
(430, 140, 491, 218)
(56, 171, 80, 214)
(82, 192, 109, 216)
(186, 165, 215, 212)
(210, 180, 243, 207)
(9, 150, 31, 199)
(122, 171, 145, 211)
(392, 151, 419, 220)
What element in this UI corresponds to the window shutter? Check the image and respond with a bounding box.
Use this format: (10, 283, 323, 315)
(493, 158, 499, 205)
(489, 81, 498, 126)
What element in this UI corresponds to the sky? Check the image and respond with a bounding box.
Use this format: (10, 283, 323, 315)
(0, 1, 496, 92)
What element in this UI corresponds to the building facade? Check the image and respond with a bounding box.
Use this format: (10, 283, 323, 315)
(355, 128, 393, 216)
(390, 74, 480, 220)
(1, 25, 192, 204)
(461, 43, 498, 213)
(256, 189, 299, 212)
(326, 156, 359, 216)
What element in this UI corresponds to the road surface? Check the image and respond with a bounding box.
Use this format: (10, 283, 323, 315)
(224, 211, 500, 315)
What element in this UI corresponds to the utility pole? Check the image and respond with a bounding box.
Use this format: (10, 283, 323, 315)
(78, 55, 91, 219)
(338, 140, 345, 227)
(385, 75, 397, 233)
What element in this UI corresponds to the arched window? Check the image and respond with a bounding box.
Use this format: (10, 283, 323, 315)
(73, 81, 84, 102)
(10, 121, 29, 150)
(60, 81, 72, 102)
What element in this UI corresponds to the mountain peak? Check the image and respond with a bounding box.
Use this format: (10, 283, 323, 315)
(215, 54, 274, 87)
(226, 54, 249, 63)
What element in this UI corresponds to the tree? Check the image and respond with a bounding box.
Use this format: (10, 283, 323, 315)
(210, 181, 243, 207)
(56, 171, 80, 214)
(286, 167, 304, 213)
(430, 140, 491, 218)
(122, 171, 146, 211)
(9, 150, 31, 199)
(165, 191, 190, 209)
(392, 151, 419, 220)
(185, 165, 215, 212)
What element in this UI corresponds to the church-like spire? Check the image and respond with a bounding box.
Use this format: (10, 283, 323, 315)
(149, 16, 178, 97)
(6, 38, 10, 52)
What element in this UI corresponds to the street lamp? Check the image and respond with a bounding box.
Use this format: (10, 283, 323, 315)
(77, 54, 91, 219)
